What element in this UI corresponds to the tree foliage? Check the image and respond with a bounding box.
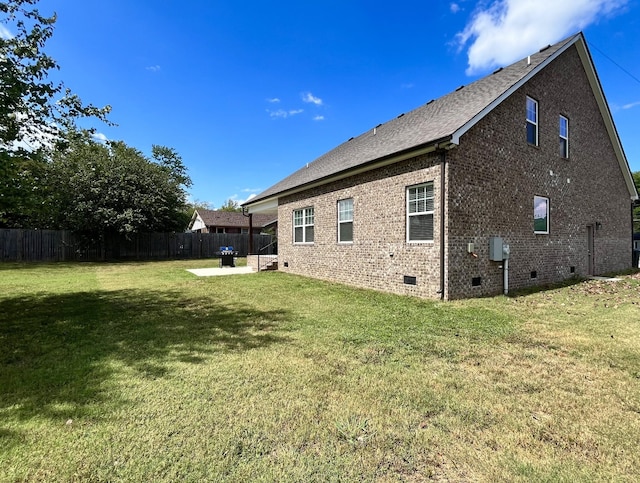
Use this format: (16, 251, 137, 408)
(0, 0, 111, 148)
(1, 1, 193, 237)
(1, 0, 113, 228)
(219, 199, 241, 212)
(42, 132, 192, 239)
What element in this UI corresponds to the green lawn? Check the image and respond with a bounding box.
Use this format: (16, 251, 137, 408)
(1, 260, 639, 482)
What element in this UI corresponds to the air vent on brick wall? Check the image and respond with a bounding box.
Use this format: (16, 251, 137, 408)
(403, 275, 417, 285)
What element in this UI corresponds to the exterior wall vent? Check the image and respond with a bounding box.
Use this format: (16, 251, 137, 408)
(403, 275, 417, 285)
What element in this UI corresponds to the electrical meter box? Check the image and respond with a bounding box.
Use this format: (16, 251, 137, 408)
(489, 237, 504, 261)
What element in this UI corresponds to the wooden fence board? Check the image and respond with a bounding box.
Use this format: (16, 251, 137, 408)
(0, 230, 275, 262)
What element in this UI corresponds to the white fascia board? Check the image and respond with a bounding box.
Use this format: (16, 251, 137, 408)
(246, 197, 279, 214)
(451, 36, 580, 146)
(188, 210, 202, 231)
(574, 40, 638, 201)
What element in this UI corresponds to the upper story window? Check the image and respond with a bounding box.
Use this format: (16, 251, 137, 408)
(337, 198, 353, 243)
(559, 115, 569, 158)
(407, 182, 434, 242)
(293, 207, 314, 243)
(526, 96, 538, 146)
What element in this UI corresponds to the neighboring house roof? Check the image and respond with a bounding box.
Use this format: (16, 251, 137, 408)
(245, 32, 638, 210)
(189, 209, 275, 230)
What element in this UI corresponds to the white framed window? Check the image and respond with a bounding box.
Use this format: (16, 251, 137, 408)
(534, 196, 549, 234)
(559, 115, 569, 158)
(241, 228, 249, 234)
(407, 182, 434, 242)
(337, 198, 353, 243)
(293, 207, 314, 243)
(526, 96, 538, 146)
(216, 227, 225, 234)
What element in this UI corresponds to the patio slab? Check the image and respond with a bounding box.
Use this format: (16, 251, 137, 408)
(187, 267, 255, 277)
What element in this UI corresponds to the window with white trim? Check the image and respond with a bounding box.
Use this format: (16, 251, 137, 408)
(407, 182, 434, 242)
(559, 115, 569, 158)
(337, 198, 353, 243)
(293, 207, 314, 243)
(534, 196, 549, 234)
(526, 96, 538, 146)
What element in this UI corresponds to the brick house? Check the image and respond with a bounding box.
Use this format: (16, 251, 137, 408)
(243, 33, 638, 300)
(188, 209, 275, 235)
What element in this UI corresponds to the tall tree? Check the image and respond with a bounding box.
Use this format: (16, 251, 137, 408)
(1, 0, 111, 227)
(44, 132, 192, 240)
(0, 0, 110, 147)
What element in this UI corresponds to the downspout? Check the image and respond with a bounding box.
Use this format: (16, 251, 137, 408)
(242, 207, 253, 255)
(503, 258, 509, 296)
(439, 149, 447, 300)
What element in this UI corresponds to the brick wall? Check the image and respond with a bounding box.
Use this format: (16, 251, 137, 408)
(274, 45, 632, 300)
(278, 153, 444, 298)
(446, 45, 633, 298)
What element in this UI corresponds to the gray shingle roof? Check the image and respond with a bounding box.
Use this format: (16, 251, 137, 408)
(246, 34, 580, 205)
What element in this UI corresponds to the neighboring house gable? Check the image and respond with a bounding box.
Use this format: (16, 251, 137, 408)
(188, 209, 275, 235)
(244, 32, 638, 300)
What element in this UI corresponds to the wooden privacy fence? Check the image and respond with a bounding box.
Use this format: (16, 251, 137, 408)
(0, 230, 276, 262)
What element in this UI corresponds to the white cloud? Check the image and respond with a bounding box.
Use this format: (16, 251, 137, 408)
(450, 3, 461, 13)
(146, 65, 161, 72)
(241, 188, 262, 193)
(227, 193, 257, 205)
(91, 132, 108, 143)
(401, 82, 415, 89)
(302, 92, 323, 105)
(267, 108, 304, 119)
(313, 115, 325, 121)
(0, 25, 13, 39)
(456, 0, 628, 75)
(622, 101, 640, 110)
(266, 97, 280, 103)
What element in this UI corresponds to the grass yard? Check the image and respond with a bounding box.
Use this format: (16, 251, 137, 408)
(1, 260, 639, 482)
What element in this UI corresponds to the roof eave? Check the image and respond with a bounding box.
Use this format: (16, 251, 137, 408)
(243, 136, 455, 209)
(574, 37, 638, 201)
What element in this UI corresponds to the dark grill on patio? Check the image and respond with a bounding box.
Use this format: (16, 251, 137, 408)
(215, 246, 237, 267)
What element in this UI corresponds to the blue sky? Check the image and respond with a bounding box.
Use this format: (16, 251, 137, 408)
(18, 0, 640, 207)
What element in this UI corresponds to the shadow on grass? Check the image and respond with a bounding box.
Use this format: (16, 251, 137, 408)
(0, 288, 291, 426)
(508, 277, 586, 298)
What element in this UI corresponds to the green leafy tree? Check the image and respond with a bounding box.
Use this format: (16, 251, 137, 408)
(1, 0, 111, 227)
(43, 132, 192, 240)
(219, 199, 241, 212)
(183, 199, 213, 222)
